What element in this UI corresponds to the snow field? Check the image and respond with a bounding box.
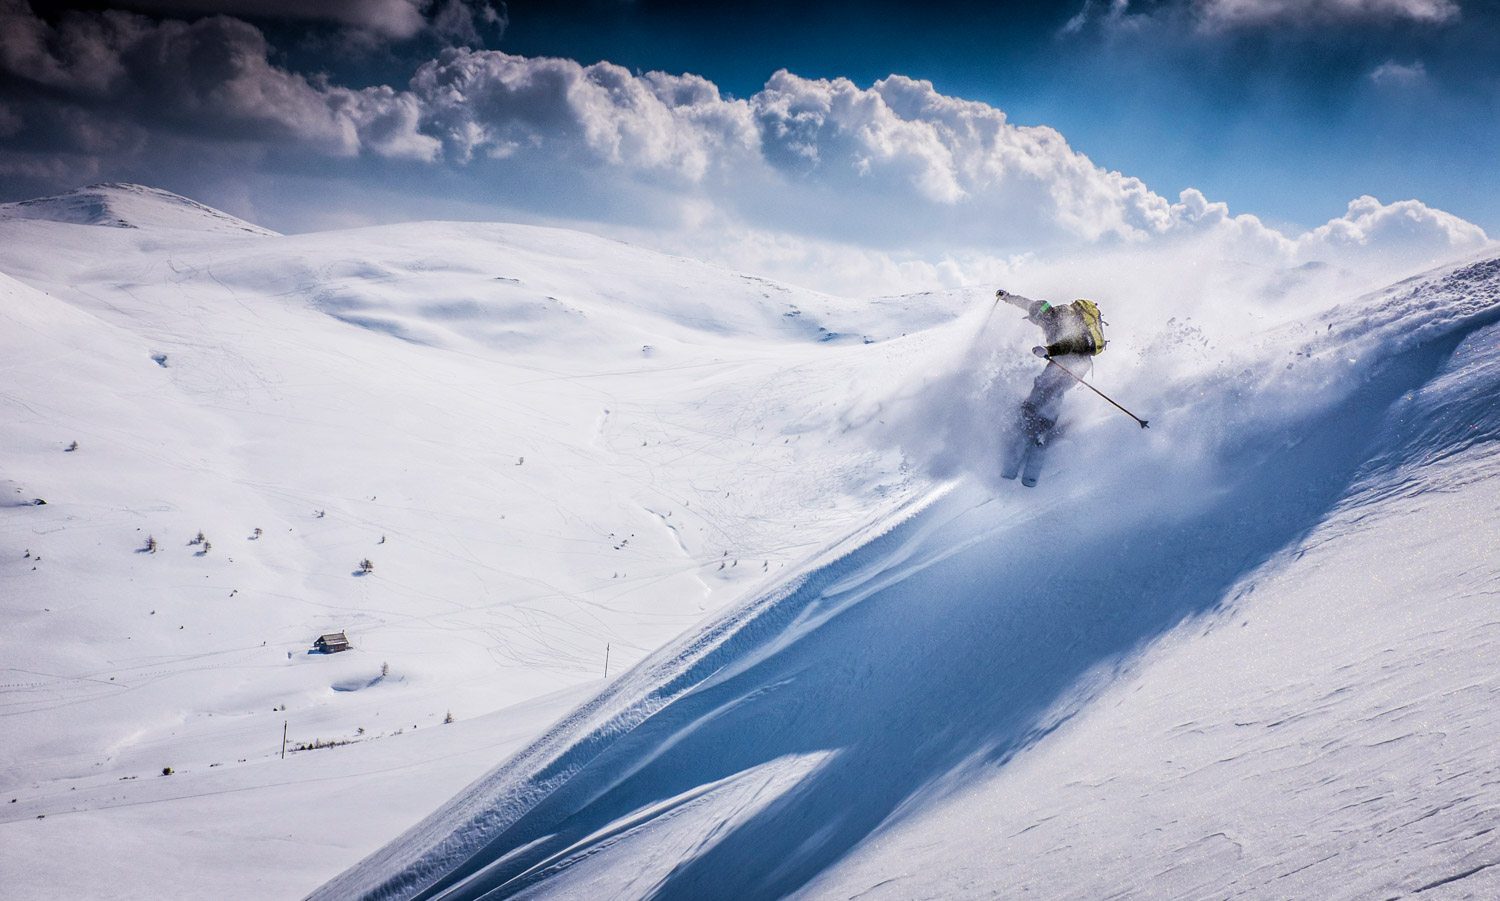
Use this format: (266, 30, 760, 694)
(3, 184, 1498, 900)
(0, 186, 946, 898)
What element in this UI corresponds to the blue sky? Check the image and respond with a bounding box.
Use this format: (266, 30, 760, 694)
(1, 0, 1495, 284)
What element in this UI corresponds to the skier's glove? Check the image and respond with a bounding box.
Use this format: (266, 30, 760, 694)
(1031, 345, 1050, 359)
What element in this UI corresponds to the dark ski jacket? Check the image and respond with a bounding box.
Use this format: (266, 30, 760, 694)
(999, 291, 1100, 357)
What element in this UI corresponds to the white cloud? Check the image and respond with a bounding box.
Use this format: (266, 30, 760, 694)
(1146, 188, 1488, 273)
(1063, 0, 1461, 33)
(409, 50, 758, 175)
(1300, 194, 1488, 260)
(406, 55, 1182, 248)
(1369, 59, 1428, 84)
(1195, 0, 1460, 29)
(1061, 0, 1137, 35)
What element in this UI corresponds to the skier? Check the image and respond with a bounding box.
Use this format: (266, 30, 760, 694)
(993, 289, 1108, 486)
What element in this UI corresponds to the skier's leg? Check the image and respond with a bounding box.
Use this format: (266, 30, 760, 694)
(1019, 414, 1058, 487)
(999, 433, 1028, 480)
(1002, 367, 1054, 480)
(1000, 399, 1044, 480)
(1011, 362, 1077, 487)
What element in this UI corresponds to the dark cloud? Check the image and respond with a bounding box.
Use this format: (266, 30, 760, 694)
(19, 0, 505, 44)
(110, 1, 430, 38)
(0, 0, 438, 157)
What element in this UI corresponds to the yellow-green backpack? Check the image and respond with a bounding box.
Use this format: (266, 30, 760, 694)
(1070, 299, 1107, 355)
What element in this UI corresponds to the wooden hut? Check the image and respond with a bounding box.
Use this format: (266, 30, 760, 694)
(314, 631, 350, 654)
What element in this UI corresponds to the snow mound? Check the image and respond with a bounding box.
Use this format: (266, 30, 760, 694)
(0, 183, 277, 236)
(313, 254, 1500, 900)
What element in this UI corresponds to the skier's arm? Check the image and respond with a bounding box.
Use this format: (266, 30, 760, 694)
(995, 289, 1049, 322)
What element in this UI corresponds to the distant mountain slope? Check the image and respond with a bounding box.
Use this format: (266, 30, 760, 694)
(312, 255, 1500, 900)
(0, 183, 278, 236)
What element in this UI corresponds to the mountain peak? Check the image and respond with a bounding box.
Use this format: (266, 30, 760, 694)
(0, 183, 278, 236)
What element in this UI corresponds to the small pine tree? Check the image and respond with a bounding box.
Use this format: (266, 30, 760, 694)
(201, 541, 211, 554)
(191, 530, 205, 546)
(65, 441, 78, 452)
(359, 558, 374, 573)
(444, 710, 454, 725)
(380, 661, 389, 677)
(144, 535, 157, 553)
(252, 527, 262, 539)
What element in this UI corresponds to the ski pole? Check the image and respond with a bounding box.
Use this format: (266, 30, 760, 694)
(1045, 357, 1150, 429)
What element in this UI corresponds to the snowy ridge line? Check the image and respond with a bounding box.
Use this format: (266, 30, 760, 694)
(313, 251, 1500, 900)
(1289, 255, 1499, 378)
(1128, 252, 1500, 484)
(0, 183, 279, 237)
(308, 487, 950, 901)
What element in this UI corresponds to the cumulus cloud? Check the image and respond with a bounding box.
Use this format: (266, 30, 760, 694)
(1300, 195, 1488, 259)
(1145, 187, 1488, 274)
(0, 0, 1488, 294)
(403, 53, 1180, 248)
(410, 49, 758, 177)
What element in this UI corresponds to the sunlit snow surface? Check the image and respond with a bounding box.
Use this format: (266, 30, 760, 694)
(2, 186, 1498, 900)
(316, 262, 1500, 899)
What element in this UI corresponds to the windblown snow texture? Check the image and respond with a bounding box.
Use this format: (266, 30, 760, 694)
(316, 258, 1500, 899)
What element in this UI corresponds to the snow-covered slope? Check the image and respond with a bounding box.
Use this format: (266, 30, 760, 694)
(312, 256, 1500, 900)
(0, 187, 964, 899)
(3, 184, 1497, 900)
(0, 183, 278, 236)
